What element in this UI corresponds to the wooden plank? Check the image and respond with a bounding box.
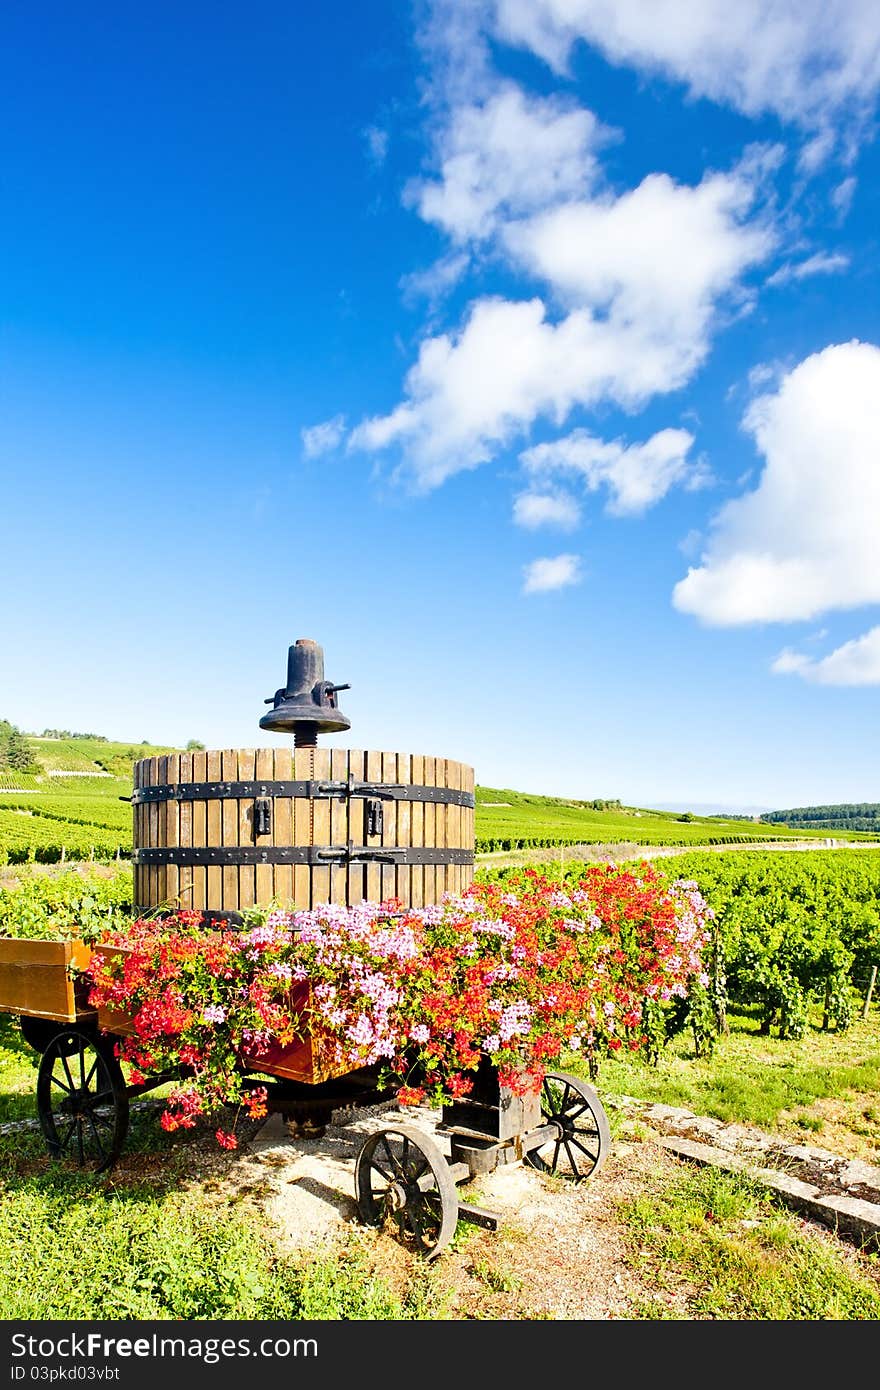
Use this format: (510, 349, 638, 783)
(462, 762, 475, 894)
(447, 759, 462, 897)
(330, 746, 349, 907)
(190, 750, 208, 914)
(0, 939, 93, 1022)
(132, 758, 143, 914)
(177, 752, 193, 915)
(154, 756, 166, 911)
(147, 757, 160, 914)
(437, 757, 450, 900)
(380, 750, 398, 907)
(422, 754, 436, 907)
(409, 752, 424, 910)
(310, 747, 332, 908)
(293, 748, 312, 911)
(255, 747, 275, 909)
(206, 749, 222, 914)
(395, 751, 412, 911)
(347, 749, 366, 907)
(164, 754, 180, 913)
(273, 746, 294, 910)
(236, 748, 256, 912)
(365, 749, 382, 906)
(221, 748, 239, 915)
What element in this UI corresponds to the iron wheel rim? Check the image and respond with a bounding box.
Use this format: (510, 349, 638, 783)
(36, 1029, 129, 1174)
(526, 1072, 610, 1182)
(355, 1125, 458, 1260)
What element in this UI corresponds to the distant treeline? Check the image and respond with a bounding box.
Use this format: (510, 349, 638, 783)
(762, 804, 880, 832)
(40, 729, 108, 741)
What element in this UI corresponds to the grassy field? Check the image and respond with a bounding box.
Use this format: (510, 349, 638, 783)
(3, 734, 875, 865)
(1, 997, 878, 1319)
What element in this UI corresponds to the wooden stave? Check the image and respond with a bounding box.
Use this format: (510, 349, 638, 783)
(132, 748, 474, 916)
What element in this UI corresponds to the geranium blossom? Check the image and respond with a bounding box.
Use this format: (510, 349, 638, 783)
(86, 867, 710, 1147)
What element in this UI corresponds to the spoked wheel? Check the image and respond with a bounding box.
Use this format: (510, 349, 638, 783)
(355, 1125, 458, 1260)
(36, 1029, 129, 1174)
(526, 1072, 610, 1183)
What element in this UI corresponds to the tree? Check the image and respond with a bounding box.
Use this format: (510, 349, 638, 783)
(0, 720, 39, 775)
(185, 739, 206, 751)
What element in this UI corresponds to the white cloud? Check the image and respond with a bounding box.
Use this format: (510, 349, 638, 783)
(407, 83, 605, 243)
(766, 251, 850, 287)
(831, 175, 857, 219)
(522, 553, 582, 593)
(505, 163, 772, 370)
(364, 125, 389, 167)
(673, 340, 880, 624)
(494, 0, 880, 145)
(301, 415, 347, 458)
(772, 627, 880, 684)
(350, 156, 772, 488)
(522, 427, 697, 516)
(512, 490, 581, 529)
(747, 361, 780, 391)
(400, 251, 471, 306)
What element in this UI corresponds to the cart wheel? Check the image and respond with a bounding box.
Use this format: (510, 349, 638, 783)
(36, 1029, 129, 1174)
(355, 1125, 458, 1260)
(526, 1072, 610, 1183)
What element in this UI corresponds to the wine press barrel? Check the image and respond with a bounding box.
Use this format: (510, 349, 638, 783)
(131, 745, 475, 918)
(130, 638, 475, 918)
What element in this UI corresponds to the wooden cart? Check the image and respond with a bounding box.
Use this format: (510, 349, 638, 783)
(0, 937, 610, 1260)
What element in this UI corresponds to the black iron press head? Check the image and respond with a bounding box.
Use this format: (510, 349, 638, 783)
(259, 638, 351, 746)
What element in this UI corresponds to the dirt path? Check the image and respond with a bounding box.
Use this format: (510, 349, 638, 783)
(196, 1097, 878, 1319)
(477, 839, 880, 870)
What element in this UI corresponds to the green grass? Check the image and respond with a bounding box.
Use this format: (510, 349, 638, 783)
(0, 1014, 41, 1121)
(0, 1159, 431, 1319)
(616, 1162, 880, 1319)
(590, 1003, 880, 1157)
(2, 1005, 879, 1319)
(0, 1007, 446, 1320)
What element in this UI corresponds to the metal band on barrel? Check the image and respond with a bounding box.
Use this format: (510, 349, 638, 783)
(130, 780, 475, 808)
(132, 845, 474, 867)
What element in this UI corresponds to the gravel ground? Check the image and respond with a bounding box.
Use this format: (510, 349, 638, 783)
(180, 1096, 880, 1320)
(199, 1100, 688, 1318)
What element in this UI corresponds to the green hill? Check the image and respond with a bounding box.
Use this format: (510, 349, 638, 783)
(471, 786, 871, 852)
(0, 732, 179, 865)
(0, 732, 876, 866)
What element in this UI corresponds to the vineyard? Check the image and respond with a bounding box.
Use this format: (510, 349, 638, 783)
(0, 734, 176, 864)
(2, 733, 879, 866)
(472, 786, 874, 852)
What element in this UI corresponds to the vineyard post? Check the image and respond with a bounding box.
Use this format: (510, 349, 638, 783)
(863, 965, 878, 1021)
(60, 846, 65, 863)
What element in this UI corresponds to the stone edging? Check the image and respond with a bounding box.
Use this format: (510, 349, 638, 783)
(609, 1096, 880, 1250)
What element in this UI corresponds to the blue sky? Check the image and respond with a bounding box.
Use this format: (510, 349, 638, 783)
(2, 1, 879, 812)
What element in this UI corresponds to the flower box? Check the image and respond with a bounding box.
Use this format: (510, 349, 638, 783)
(89, 944, 348, 1085)
(236, 979, 348, 1085)
(0, 937, 95, 1023)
